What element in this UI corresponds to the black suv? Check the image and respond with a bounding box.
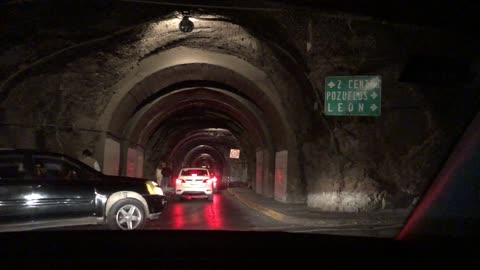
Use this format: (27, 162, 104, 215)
(0, 149, 167, 231)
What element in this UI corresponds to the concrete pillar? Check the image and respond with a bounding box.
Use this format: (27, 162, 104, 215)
(103, 137, 120, 175)
(119, 139, 129, 176)
(241, 158, 248, 183)
(262, 150, 274, 198)
(229, 158, 243, 182)
(255, 150, 263, 194)
(222, 158, 231, 185)
(274, 150, 288, 202)
(126, 147, 137, 177)
(286, 147, 306, 203)
(135, 146, 144, 178)
(246, 149, 255, 187)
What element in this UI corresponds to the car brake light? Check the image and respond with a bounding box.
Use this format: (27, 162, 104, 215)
(203, 177, 216, 184)
(176, 179, 185, 184)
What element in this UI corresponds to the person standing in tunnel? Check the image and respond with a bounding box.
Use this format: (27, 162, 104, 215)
(80, 149, 101, 172)
(156, 163, 163, 186)
(160, 161, 172, 190)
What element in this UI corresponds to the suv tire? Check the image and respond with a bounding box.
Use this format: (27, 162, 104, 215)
(107, 198, 146, 230)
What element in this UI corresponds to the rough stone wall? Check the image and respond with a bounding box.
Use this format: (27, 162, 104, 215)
(302, 18, 480, 211)
(0, 1, 166, 157)
(0, 3, 307, 163)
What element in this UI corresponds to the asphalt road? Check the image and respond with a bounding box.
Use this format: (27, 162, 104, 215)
(146, 192, 400, 237)
(50, 191, 400, 237)
(145, 191, 288, 231)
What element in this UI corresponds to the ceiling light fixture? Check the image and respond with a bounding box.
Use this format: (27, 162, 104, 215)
(179, 16, 194, 33)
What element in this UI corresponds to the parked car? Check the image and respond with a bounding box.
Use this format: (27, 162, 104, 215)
(0, 149, 167, 231)
(174, 168, 215, 201)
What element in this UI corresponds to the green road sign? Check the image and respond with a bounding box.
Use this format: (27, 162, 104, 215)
(324, 76, 381, 116)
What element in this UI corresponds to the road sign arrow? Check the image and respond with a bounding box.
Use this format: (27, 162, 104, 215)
(370, 104, 378, 111)
(370, 91, 378, 99)
(328, 81, 336, 88)
(366, 78, 380, 89)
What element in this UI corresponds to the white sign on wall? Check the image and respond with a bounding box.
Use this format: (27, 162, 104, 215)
(229, 149, 240, 159)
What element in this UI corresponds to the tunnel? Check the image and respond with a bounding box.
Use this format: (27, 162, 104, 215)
(101, 44, 303, 202)
(1, 1, 479, 214)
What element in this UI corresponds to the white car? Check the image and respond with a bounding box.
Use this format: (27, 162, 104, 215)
(175, 168, 216, 201)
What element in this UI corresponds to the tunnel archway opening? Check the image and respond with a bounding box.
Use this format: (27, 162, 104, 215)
(98, 24, 312, 202)
(165, 125, 249, 190)
(111, 82, 279, 197)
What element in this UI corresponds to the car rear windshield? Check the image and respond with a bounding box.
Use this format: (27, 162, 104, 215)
(181, 169, 208, 176)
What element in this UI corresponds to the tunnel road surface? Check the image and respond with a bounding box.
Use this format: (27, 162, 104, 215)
(145, 191, 286, 231)
(40, 191, 401, 237)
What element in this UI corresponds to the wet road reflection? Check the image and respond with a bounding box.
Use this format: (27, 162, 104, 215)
(204, 195, 223, 229)
(146, 192, 280, 231)
(171, 203, 185, 229)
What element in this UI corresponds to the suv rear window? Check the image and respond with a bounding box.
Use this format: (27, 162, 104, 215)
(181, 169, 208, 176)
(0, 155, 25, 180)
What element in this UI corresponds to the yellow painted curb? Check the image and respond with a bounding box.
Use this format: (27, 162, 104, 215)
(227, 188, 327, 226)
(227, 189, 404, 228)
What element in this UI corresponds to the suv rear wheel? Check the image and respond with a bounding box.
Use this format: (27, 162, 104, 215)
(107, 198, 146, 230)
